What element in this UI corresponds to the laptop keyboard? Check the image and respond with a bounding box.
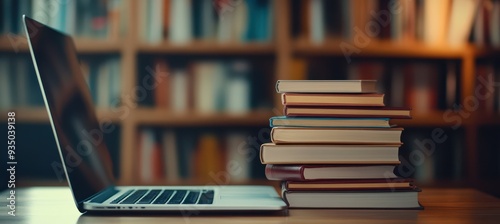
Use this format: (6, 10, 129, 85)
(109, 189, 214, 205)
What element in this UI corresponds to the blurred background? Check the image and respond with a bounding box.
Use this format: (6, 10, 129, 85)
(0, 0, 499, 197)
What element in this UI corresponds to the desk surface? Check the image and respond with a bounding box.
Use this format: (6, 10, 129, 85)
(1, 187, 499, 224)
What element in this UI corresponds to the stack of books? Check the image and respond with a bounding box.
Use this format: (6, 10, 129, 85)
(260, 80, 422, 209)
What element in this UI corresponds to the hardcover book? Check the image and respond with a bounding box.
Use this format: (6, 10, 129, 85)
(270, 127, 403, 144)
(265, 164, 398, 180)
(275, 80, 377, 93)
(269, 116, 391, 128)
(260, 143, 401, 164)
(281, 93, 385, 106)
(284, 106, 411, 118)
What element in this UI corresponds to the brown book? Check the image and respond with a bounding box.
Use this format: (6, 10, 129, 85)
(265, 164, 398, 181)
(282, 188, 422, 209)
(270, 127, 403, 145)
(275, 80, 377, 93)
(260, 143, 401, 165)
(281, 93, 385, 106)
(153, 59, 170, 108)
(284, 179, 414, 191)
(284, 106, 411, 118)
(269, 116, 391, 128)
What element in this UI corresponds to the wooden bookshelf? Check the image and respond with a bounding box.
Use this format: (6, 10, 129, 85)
(0, 107, 124, 123)
(133, 108, 273, 126)
(137, 41, 275, 55)
(0, 36, 122, 54)
(1, 0, 499, 189)
(293, 38, 469, 59)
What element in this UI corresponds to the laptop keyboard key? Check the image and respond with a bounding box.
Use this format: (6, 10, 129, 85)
(90, 188, 119, 203)
(198, 190, 214, 204)
(110, 190, 134, 204)
(167, 190, 187, 204)
(137, 190, 161, 204)
(152, 190, 174, 204)
(120, 190, 148, 204)
(182, 191, 200, 204)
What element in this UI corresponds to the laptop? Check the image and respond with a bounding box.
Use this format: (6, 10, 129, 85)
(22, 15, 286, 213)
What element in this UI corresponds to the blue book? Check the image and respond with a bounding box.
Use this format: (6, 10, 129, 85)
(269, 116, 391, 128)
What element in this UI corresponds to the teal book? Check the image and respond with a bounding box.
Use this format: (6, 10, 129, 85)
(269, 116, 391, 128)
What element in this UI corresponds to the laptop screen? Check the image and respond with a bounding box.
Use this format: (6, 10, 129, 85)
(23, 16, 114, 206)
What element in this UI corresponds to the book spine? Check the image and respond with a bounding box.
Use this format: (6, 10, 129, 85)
(275, 80, 281, 93)
(265, 165, 305, 181)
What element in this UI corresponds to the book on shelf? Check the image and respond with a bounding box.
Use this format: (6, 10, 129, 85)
(447, 0, 481, 46)
(260, 143, 401, 165)
(138, 128, 157, 182)
(0, 56, 43, 108)
(269, 116, 391, 128)
(282, 188, 422, 209)
(275, 80, 377, 93)
(283, 178, 414, 191)
(281, 93, 385, 107)
(80, 57, 121, 108)
(162, 130, 179, 182)
(226, 133, 251, 181)
(265, 164, 398, 181)
(138, 0, 274, 44)
(193, 134, 225, 181)
(284, 106, 412, 118)
(153, 59, 171, 108)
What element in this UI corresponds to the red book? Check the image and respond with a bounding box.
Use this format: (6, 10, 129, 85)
(284, 106, 411, 118)
(265, 164, 398, 181)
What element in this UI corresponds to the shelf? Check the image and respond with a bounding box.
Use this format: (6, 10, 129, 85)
(293, 38, 471, 59)
(133, 108, 273, 126)
(0, 35, 122, 53)
(1, 107, 123, 123)
(137, 41, 276, 55)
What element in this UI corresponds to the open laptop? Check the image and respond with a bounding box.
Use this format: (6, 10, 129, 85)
(22, 15, 286, 213)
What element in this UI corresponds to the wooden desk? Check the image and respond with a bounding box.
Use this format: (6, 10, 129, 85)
(1, 187, 499, 224)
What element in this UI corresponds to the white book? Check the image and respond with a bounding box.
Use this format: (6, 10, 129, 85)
(310, 0, 325, 43)
(170, 69, 188, 112)
(490, 0, 500, 46)
(194, 62, 225, 113)
(162, 131, 179, 182)
(423, 0, 450, 45)
(169, 0, 192, 44)
(139, 129, 156, 182)
(149, 0, 164, 43)
(447, 0, 480, 46)
(138, 0, 149, 42)
(226, 133, 250, 181)
(109, 58, 121, 107)
(225, 61, 250, 114)
(230, 0, 248, 42)
(65, 0, 77, 35)
(32, 0, 50, 26)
